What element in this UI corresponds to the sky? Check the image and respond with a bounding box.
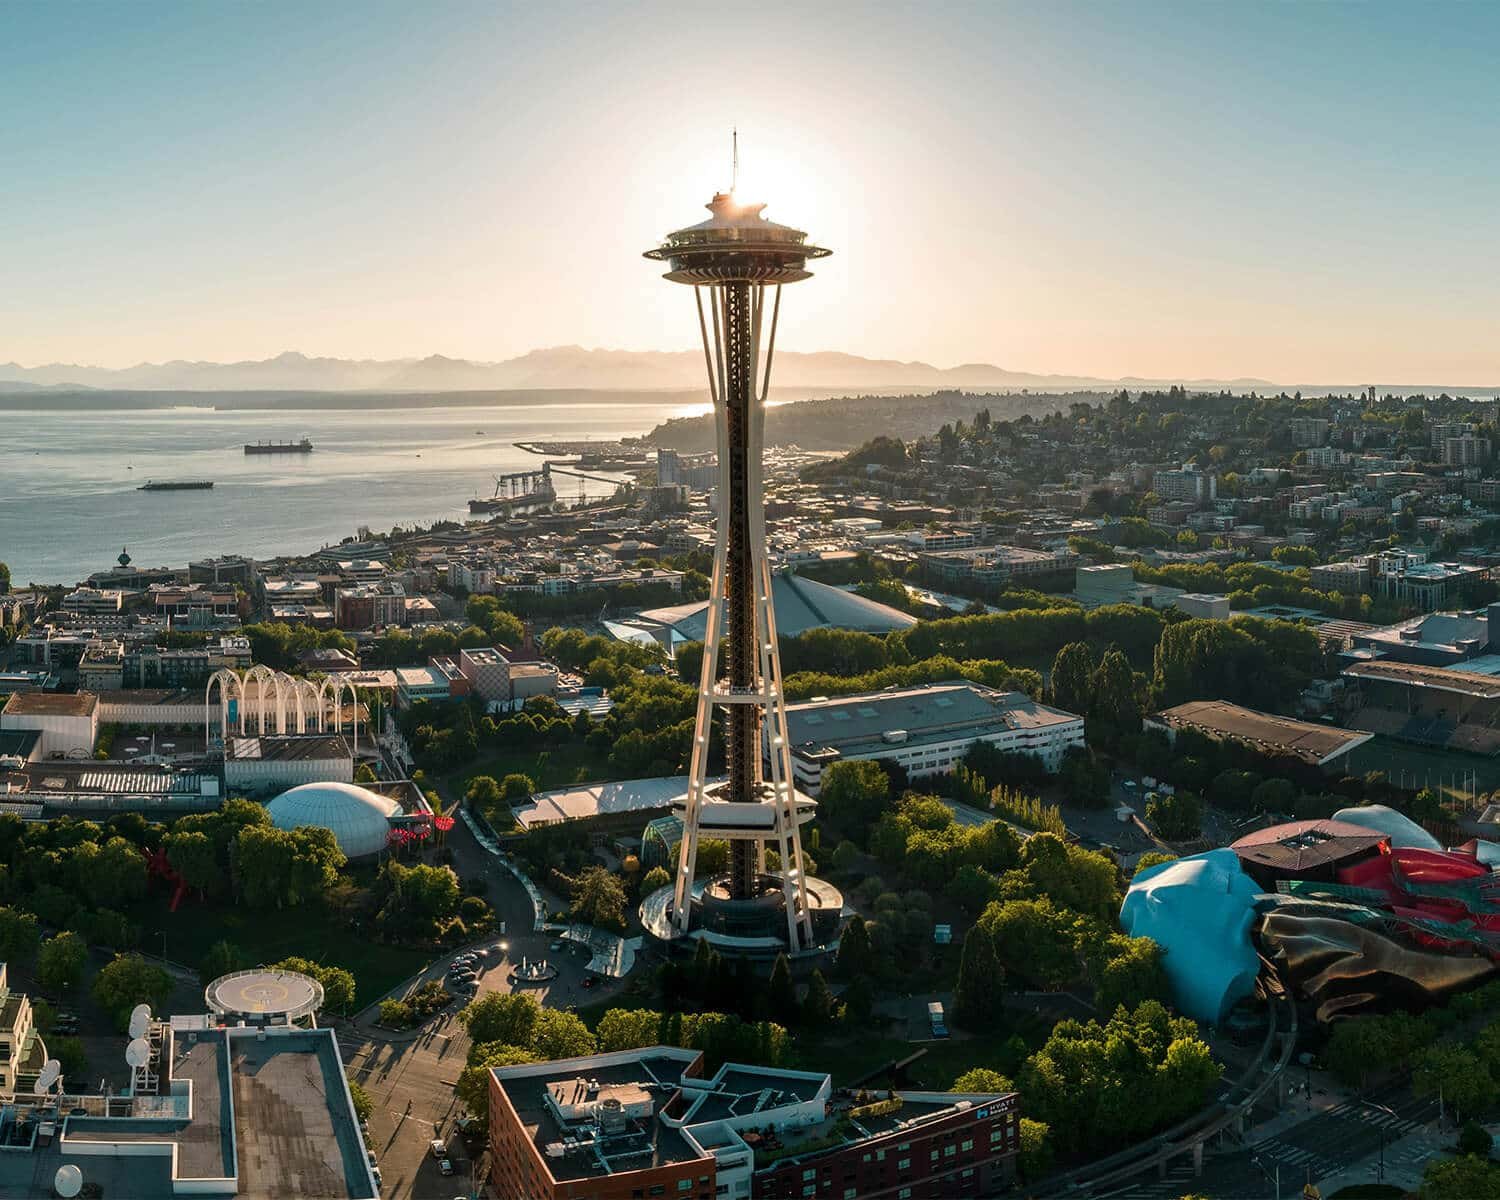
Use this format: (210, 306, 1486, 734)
(4, 0, 1500, 385)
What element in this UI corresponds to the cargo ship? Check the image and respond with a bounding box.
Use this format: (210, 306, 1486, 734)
(245, 438, 313, 454)
(138, 480, 214, 491)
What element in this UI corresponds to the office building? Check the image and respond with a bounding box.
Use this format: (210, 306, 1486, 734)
(785, 681, 1084, 794)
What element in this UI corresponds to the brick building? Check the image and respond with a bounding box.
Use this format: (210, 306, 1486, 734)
(488, 1047, 1018, 1200)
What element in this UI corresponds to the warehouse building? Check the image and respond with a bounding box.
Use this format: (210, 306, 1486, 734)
(223, 734, 353, 792)
(0, 692, 99, 759)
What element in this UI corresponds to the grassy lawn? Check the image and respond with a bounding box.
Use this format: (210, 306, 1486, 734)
(791, 1023, 1043, 1090)
(444, 743, 618, 830)
(130, 883, 431, 1008)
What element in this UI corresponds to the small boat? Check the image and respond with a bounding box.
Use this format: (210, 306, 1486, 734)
(139, 480, 214, 491)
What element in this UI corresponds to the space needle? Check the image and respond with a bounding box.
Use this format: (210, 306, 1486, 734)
(640, 147, 845, 959)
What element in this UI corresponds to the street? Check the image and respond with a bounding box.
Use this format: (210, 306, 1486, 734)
(338, 813, 631, 1198)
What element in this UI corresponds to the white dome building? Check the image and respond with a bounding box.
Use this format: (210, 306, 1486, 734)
(266, 781, 400, 859)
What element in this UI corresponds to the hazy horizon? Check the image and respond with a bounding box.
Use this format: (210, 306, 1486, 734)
(6, 1, 1500, 383)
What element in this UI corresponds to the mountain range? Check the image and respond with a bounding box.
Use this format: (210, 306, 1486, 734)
(0, 346, 1284, 394)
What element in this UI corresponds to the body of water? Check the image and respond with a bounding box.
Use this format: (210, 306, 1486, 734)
(0, 401, 703, 584)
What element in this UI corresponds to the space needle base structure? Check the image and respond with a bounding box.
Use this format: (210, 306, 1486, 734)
(638, 185, 846, 964)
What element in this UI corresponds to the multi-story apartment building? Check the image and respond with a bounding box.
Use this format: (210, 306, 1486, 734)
(1151, 465, 1216, 504)
(333, 582, 407, 630)
(61, 588, 126, 618)
(1288, 417, 1330, 447)
(657, 447, 720, 491)
(917, 545, 1077, 593)
(1442, 436, 1491, 468)
(122, 635, 253, 688)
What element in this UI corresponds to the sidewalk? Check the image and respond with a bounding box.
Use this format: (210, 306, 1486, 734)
(1212, 1064, 1355, 1150)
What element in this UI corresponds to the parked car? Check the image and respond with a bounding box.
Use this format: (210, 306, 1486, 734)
(430, 1139, 447, 1159)
(549, 941, 564, 952)
(439, 1158, 455, 1177)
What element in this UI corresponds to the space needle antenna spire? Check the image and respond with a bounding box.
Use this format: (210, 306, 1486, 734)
(731, 127, 738, 192)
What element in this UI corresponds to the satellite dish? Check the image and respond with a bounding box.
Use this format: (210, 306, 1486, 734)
(53, 1165, 82, 1198)
(35, 1060, 60, 1093)
(128, 1005, 152, 1039)
(125, 1038, 152, 1069)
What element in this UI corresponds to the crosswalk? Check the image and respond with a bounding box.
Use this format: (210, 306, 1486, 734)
(1093, 1095, 1434, 1200)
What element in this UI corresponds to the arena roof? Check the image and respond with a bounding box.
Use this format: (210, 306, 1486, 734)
(1148, 700, 1372, 765)
(1342, 660, 1500, 700)
(615, 570, 916, 647)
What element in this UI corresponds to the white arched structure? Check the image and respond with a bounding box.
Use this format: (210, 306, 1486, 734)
(205, 669, 359, 754)
(318, 675, 360, 758)
(243, 665, 283, 735)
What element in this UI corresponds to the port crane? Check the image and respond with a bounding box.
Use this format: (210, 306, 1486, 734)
(545, 462, 625, 506)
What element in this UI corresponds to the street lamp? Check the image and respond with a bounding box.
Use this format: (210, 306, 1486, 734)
(1251, 1153, 1281, 1200)
(1359, 1098, 1398, 1182)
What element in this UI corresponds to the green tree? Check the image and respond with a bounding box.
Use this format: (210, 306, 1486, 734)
(1422, 1155, 1500, 1200)
(164, 829, 219, 894)
(269, 957, 357, 1014)
(639, 866, 671, 896)
(1460, 1120, 1494, 1158)
(92, 953, 173, 1030)
(766, 954, 798, 1025)
(198, 940, 245, 989)
(37, 931, 87, 993)
(982, 898, 1078, 989)
(1047, 642, 1095, 715)
(86, 836, 147, 909)
(1146, 791, 1202, 841)
(1132, 851, 1178, 878)
(465, 775, 502, 808)
(500, 773, 536, 800)
(459, 992, 540, 1047)
(348, 1080, 373, 1124)
(457, 1044, 538, 1120)
(836, 914, 874, 981)
(0, 907, 40, 964)
(816, 760, 891, 838)
(1091, 935, 1170, 1013)
(1414, 1044, 1498, 1121)
(596, 1008, 663, 1053)
(954, 924, 1006, 1027)
(530, 1009, 596, 1060)
(1019, 1118, 1054, 1182)
(569, 866, 627, 932)
(353, 762, 378, 785)
(802, 970, 836, 1026)
(951, 1067, 1013, 1093)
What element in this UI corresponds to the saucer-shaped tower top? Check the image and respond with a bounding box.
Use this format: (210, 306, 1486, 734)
(644, 192, 831, 286)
